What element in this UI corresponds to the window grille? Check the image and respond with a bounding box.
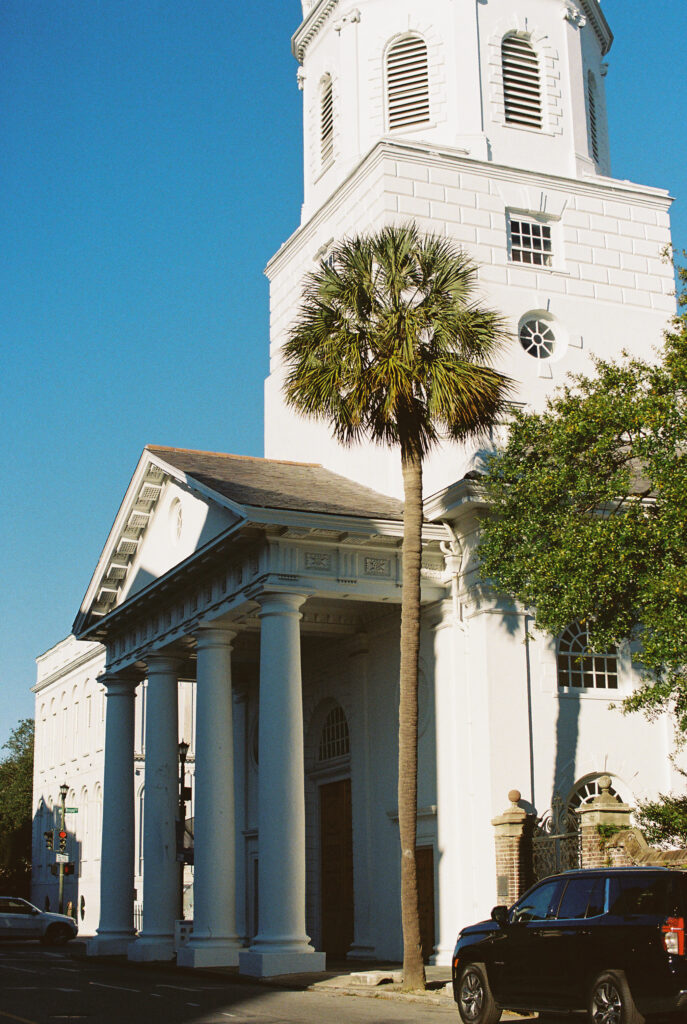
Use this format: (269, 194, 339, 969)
(502, 35, 542, 129)
(519, 318, 556, 360)
(321, 76, 334, 166)
(509, 218, 552, 267)
(386, 36, 430, 131)
(558, 622, 618, 690)
(587, 71, 599, 163)
(318, 706, 350, 762)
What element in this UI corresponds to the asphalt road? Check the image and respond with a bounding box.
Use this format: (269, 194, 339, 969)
(0, 942, 462, 1024)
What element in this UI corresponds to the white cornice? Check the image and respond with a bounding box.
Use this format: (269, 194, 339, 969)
(578, 0, 613, 56)
(265, 138, 672, 279)
(292, 0, 340, 62)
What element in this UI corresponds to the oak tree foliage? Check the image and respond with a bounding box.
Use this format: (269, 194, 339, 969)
(0, 718, 35, 895)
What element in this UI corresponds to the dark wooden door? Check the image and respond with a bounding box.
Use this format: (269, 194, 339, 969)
(416, 845, 436, 963)
(320, 778, 354, 960)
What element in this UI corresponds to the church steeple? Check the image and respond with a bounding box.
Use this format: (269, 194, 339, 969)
(294, 0, 613, 221)
(265, 0, 673, 500)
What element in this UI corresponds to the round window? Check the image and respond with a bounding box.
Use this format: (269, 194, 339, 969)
(519, 318, 556, 359)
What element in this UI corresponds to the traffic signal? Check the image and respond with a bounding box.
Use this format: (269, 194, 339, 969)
(58, 830, 67, 853)
(44, 830, 54, 851)
(63, 863, 75, 876)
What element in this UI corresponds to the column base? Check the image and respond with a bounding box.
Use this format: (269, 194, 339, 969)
(128, 936, 175, 962)
(177, 941, 242, 968)
(347, 943, 377, 961)
(239, 949, 326, 978)
(87, 933, 135, 957)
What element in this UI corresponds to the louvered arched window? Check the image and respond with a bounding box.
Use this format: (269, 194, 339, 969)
(318, 705, 350, 762)
(587, 71, 599, 163)
(321, 75, 334, 167)
(501, 35, 542, 129)
(386, 35, 430, 131)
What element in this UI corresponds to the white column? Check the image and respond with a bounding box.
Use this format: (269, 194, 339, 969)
(177, 626, 242, 968)
(129, 654, 180, 962)
(348, 635, 376, 960)
(88, 672, 138, 957)
(233, 690, 248, 946)
(239, 591, 325, 978)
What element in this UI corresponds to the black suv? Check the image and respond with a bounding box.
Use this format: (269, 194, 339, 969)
(452, 868, 687, 1023)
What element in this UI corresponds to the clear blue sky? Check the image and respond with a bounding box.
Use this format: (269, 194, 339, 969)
(1, 0, 684, 747)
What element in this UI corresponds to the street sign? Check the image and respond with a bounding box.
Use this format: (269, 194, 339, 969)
(56, 853, 69, 863)
(65, 807, 78, 814)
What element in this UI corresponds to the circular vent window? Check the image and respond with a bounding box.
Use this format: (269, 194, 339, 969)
(519, 318, 556, 359)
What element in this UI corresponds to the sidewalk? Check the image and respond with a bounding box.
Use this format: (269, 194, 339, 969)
(72, 943, 531, 1016)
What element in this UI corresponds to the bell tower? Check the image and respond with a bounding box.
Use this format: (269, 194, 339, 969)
(264, 0, 674, 498)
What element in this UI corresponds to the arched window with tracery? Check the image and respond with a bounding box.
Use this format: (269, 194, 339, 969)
(318, 705, 350, 763)
(386, 35, 430, 131)
(557, 622, 618, 690)
(502, 34, 542, 129)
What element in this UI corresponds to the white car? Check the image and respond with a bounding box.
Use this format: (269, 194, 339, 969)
(0, 897, 78, 945)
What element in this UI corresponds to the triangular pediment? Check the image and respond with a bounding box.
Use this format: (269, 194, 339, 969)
(73, 447, 245, 632)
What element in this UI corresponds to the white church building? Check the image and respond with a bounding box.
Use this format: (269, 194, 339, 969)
(33, 0, 681, 975)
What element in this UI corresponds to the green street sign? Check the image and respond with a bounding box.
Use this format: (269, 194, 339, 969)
(65, 807, 78, 813)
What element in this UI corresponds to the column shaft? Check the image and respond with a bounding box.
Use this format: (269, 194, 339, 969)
(177, 626, 241, 968)
(239, 592, 325, 978)
(129, 656, 180, 962)
(88, 673, 137, 957)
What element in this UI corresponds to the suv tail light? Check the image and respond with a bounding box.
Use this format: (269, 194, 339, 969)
(662, 917, 685, 955)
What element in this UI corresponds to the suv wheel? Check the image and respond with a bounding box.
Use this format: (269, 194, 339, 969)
(588, 971, 644, 1024)
(456, 963, 502, 1024)
(42, 924, 73, 946)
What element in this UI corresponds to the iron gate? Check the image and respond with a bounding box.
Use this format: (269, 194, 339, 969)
(531, 794, 581, 882)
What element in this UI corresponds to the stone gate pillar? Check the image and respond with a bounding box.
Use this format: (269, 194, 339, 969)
(492, 790, 530, 905)
(577, 775, 632, 869)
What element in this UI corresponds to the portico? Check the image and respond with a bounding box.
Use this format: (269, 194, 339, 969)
(75, 445, 447, 972)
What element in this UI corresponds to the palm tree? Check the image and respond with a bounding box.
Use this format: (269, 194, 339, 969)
(282, 223, 513, 990)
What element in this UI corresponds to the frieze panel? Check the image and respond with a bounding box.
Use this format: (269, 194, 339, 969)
(305, 552, 332, 571)
(364, 557, 390, 577)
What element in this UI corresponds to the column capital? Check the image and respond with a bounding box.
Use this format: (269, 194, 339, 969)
(255, 591, 308, 618)
(194, 624, 238, 651)
(144, 651, 184, 675)
(98, 670, 140, 696)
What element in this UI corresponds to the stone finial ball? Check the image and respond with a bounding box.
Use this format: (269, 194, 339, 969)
(508, 789, 521, 805)
(598, 775, 612, 791)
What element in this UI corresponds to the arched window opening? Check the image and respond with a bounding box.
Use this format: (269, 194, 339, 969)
(502, 35, 542, 129)
(587, 71, 599, 162)
(321, 75, 334, 167)
(557, 622, 618, 690)
(386, 35, 430, 131)
(568, 776, 621, 812)
(318, 706, 350, 763)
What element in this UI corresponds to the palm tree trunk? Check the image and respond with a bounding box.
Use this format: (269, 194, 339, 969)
(398, 446, 426, 991)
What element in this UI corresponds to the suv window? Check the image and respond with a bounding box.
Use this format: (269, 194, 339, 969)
(511, 879, 563, 923)
(557, 876, 606, 919)
(609, 873, 675, 917)
(0, 898, 33, 914)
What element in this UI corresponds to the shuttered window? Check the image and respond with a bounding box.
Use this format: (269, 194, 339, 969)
(386, 36, 430, 131)
(502, 35, 542, 129)
(587, 71, 599, 162)
(321, 76, 334, 166)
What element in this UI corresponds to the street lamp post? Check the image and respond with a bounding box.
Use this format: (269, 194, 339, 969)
(58, 783, 68, 915)
(177, 740, 190, 919)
